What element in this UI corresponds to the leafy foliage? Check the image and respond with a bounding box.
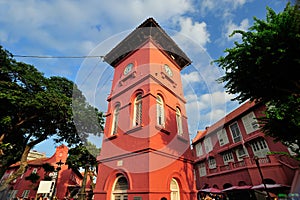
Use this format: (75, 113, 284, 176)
(66, 142, 100, 196)
(214, 3, 300, 159)
(66, 142, 99, 170)
(0, 46, 104, 190)
(42, 163, 55, 173)
(25, 173, 40, 183)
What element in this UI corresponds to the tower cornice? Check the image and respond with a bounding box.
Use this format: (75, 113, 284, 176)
(107, 73, 187, 104)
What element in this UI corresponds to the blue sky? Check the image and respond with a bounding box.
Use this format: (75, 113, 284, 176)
(0, 0, 289, 156)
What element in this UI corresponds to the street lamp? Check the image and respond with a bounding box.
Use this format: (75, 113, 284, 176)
(253, 156, 272, 200)
(51, 160, 64, 200)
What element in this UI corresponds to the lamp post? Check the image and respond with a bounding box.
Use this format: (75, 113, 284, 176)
(253, 156, 272, 200)
(51, 160, 64, 200)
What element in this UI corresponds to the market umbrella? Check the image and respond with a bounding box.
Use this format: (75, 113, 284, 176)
(222, 185, 252, 192)
(251, 184, 290, 190)
(199, 188, 223, 193)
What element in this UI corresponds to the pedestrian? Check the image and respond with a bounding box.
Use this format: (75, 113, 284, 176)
(204, 194, 212, 200)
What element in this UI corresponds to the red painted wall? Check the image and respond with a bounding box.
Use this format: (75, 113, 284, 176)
(94, 39, 196, 200)
(192, 103, 299, 189)
(1, 145, 83, 200)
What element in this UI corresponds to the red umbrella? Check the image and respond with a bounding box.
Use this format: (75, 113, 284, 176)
(200, 188, 223, 193)
(222, 185, 252, 192)
(251, 184, 290, 190)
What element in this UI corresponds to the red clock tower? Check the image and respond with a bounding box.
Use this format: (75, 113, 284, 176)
(94, 18, 196, 200)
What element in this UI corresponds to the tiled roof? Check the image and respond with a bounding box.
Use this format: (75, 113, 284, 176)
(192, 101, 257, 143)
(192, 130, 208, 144)
(10, 157, 50, 167)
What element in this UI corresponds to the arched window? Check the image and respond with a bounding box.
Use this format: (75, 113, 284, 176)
(156, 95, 165, 126)
(133, 93, 142, 126)
(112, 175, 128, 200)
(170, 178, 180, 200)
(111, 104, 120, 135)
(176, 107, 183, 136)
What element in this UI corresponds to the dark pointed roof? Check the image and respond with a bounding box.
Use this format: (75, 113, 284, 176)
(104, 17, 192, 69)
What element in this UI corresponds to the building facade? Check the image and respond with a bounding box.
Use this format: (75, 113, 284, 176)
(94, 18, 196, 200)
(0, 145, 83, 200)
(27, 150, 46, 161)
(192, 101, 299, 190)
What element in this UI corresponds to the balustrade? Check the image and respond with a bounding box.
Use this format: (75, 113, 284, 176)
(206, 156, 273, 175)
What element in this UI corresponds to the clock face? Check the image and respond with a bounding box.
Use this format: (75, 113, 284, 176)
(164, 64, 173, 77)
(124, 63, 133, 75)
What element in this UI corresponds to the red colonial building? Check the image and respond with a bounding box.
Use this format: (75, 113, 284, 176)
(192, 101, 299, 190)
(94, 18, 196, 200)
(0, 145, 83, 200)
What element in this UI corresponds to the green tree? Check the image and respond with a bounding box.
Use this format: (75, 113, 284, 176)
(0, 46, 104, 191)
(42, 163, 55, 181)
(66, 142, 100, 199)
(214, 3, 300, 159)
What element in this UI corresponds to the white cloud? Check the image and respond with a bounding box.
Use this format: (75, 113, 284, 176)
(223, 0, 248, 10)
(184, 90, 236, 135)
(0, 0, 197, 82)
(199, 0, 250, 17)
(177, 17, 210, 47)
(182, 71, 201, 83)
(0, 0, 194, 55)
(225, 19, 250, 40)
(203, 108, 226, 122)
(199, 91, 235, 107)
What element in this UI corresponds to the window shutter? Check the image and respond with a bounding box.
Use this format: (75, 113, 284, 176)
(242, 112, 259, 134)
(217, 129, 229, 146)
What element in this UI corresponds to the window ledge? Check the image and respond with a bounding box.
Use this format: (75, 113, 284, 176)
(119, 71, 137, 86)
(106, 134, 117, 140)
(126, 125, 143, 134)
(161, 72, 177, 88)
(155, 125, 170, 135)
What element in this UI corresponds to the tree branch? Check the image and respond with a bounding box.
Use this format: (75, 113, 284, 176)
(0, 145, 31, 192)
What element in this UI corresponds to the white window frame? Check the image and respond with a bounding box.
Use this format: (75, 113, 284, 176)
(133, 93, 142, 127)
(170, 178, 180, 200)
(156, 95, 165, 126)
(223, 152, 234, 165)
(242, 111, 259, 134)
(176, 107, 183, 136)
(251, 139, 270, 158)
(8, 190, 18, 199)
(217, 129, 229, 146)
(204, 137, 213, 153)
(112, 175, 128, 200)
(229, 122, 242, 143)
(195, 142, 203, 157)
(198, 162, 207, 177)
(236, 146, 248, 161)
(22, 190, 30, 198)
(208, 157, 216, 169)
(111, 104, 120, 135)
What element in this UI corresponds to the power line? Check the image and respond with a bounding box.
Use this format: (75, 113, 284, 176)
(79, 59, 103, 86)
(13, 55, 105, 59)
